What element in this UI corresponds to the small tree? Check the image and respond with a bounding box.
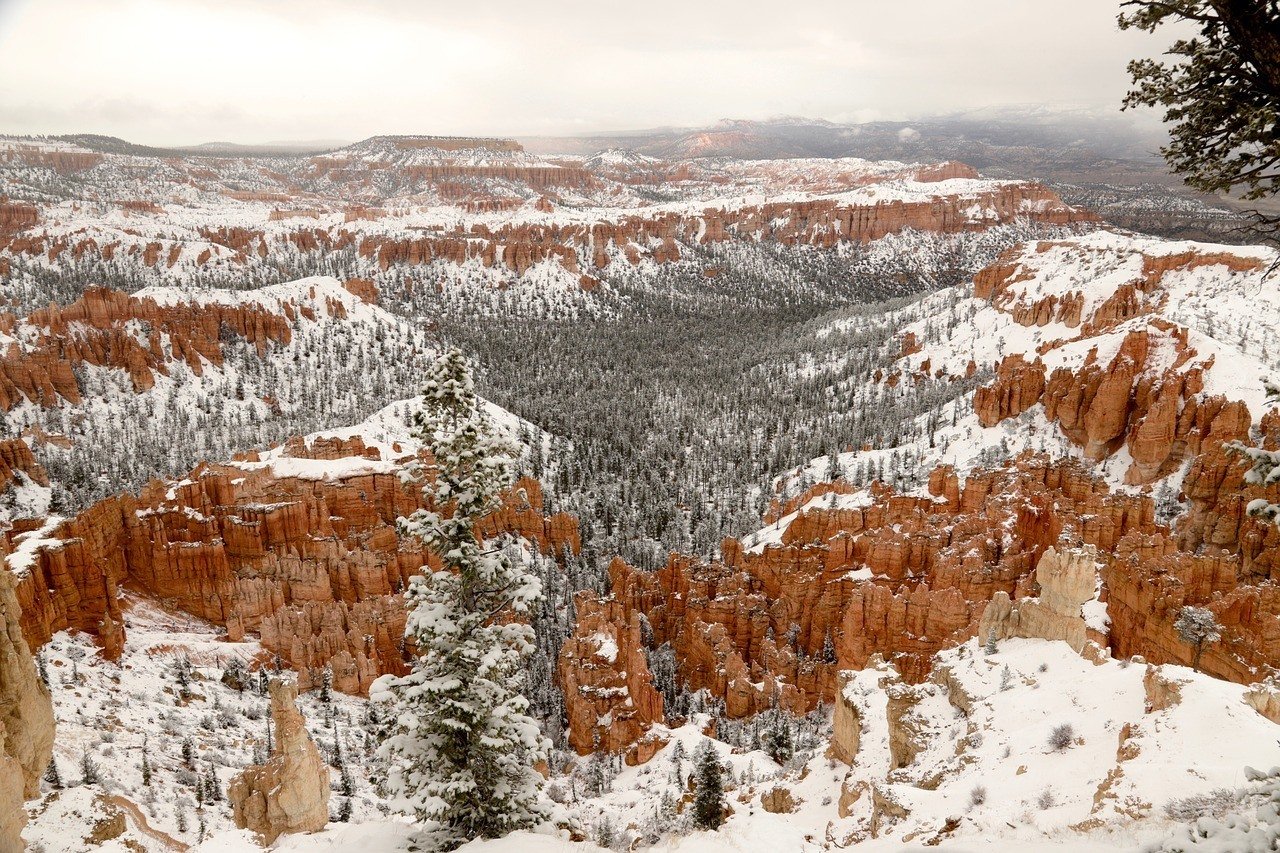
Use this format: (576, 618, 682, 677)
(984, 629, 999, 656)
(43, 758, 63, 790)
(80, 751, 101, 786)
(762, 713, 794, 766)
(205, 764, 222, 802)
(140, 737, 152, 786)
(691, 741, 726, 831)
(1175, 605, 1224, 672)
(1048, 723, 1075, 751)
(372, 349, 548, 849)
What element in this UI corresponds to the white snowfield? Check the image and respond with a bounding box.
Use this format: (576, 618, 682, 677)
(62, 636, 1268, 853)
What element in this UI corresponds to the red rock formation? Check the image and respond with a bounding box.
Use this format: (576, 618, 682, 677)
(0, 439, 48, 493)
(974, 322, 1252, 486)
(558, 593, 663, 755)
(600, 454, 1164, 717)
(0, 286, 293, 411)
(973, 241, 1263, 332)
(0, 203, 36, 238)
(10, 435, 579, 695)
(0, 146, 102, 175)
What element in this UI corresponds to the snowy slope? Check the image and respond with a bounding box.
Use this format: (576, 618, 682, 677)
(767, 229, 1280, 521)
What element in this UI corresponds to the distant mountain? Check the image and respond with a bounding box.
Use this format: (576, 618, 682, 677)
(181, 138, 351, 155)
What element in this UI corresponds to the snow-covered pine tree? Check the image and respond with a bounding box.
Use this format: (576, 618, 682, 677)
(371, 348, 549, 849)
(692, 741, 726, 831)
(1230, 379, 1280, 522)
(1174, 605, 1223, 672)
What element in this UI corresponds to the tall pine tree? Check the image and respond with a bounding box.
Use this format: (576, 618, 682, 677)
(372, 349, 548, 849)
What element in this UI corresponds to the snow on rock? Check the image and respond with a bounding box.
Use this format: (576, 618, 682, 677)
(825, 637, 1280, 850)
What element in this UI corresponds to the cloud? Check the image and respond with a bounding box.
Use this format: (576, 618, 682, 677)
(0, 0, 1178, 145)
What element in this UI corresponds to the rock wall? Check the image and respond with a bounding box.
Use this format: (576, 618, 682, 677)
(0, 563, 54, 800)
(558, 593, 664, 756)
(228, 678, 329, 844)
(11, 434, 579, 695)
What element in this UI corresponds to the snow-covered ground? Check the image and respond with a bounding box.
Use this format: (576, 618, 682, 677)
(26, 602, 1278, 852)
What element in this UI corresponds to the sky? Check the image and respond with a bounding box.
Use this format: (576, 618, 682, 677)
(0, 0, 1177, 146)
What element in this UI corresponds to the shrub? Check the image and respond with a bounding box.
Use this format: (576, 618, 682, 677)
(1048, 723, 1075, 751)
(1036, 787, 1056, 809)
(969, 785, 988, 807)
(1163, 788, 1240, 822)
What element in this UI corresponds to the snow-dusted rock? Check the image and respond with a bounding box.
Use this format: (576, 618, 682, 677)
(228, 678, 330, 844)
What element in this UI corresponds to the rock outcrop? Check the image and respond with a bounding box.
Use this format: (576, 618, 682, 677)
(228, 678, 330, 844)
(0, 720, 26, 852)
(1143, 664, 1184, 713)
(10, 433, 579, 695)
(979, 546, 1105, 655)
(558, 593, 664, 756)
(0, 565, 54, 799)
(828, 670, 862, 765)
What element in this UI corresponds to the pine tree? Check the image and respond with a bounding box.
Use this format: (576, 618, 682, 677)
(320, 665, 333, 704)
(691, 741, 726, 831)
(371, 349, 549, 848)
(140, 737, 152, 786)
(206, 764, 222, 802)
(1174, 605, 1224, 672)
(43, 758, 63, 790)
(762, 713, 794, 766)
(182, 737, 196, 770)
(1119, 1, 1280, 234)
(984, 629, 999, 656)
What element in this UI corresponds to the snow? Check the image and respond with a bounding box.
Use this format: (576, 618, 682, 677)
(591, 632, 619, 664)
(5, 514, 63, 577)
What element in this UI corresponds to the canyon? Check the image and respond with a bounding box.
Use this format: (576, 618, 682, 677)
(0, 131, 1276, 851)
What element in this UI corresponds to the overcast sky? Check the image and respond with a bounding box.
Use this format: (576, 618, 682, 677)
(0, 0, 1177, 146)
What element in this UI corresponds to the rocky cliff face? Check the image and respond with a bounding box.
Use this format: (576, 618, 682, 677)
(0, 560, 54, 801)
(0, 285, 296, 411)
(558, 593, 664, 757)
(228, 678, 330, 844)
(10, 429, 578, 695)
